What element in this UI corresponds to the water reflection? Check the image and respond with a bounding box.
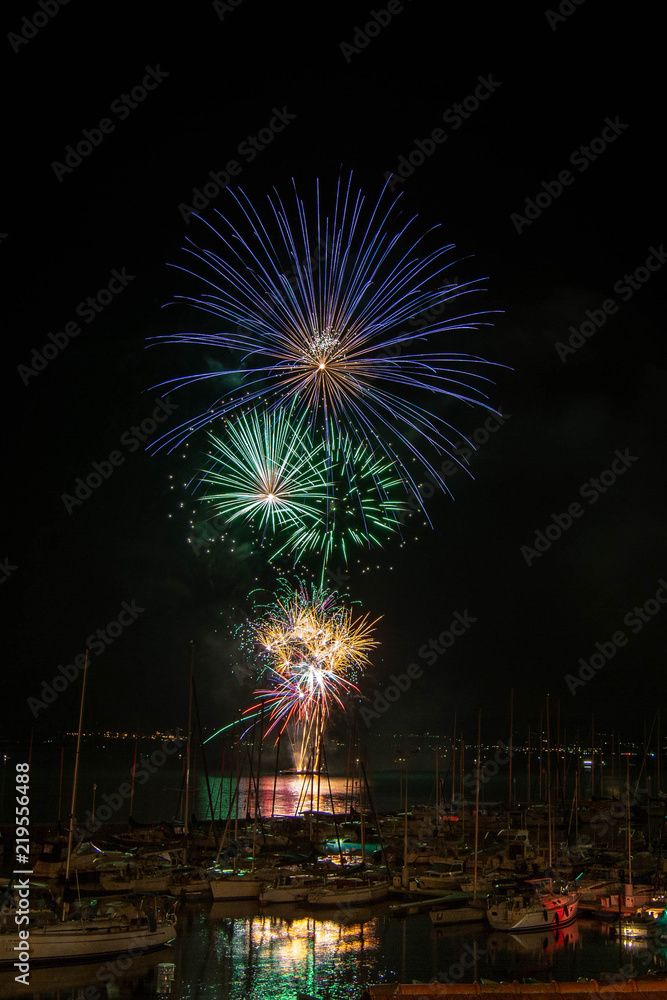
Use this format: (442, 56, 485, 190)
(0, 948, 169, 999)
(3, 905, 667, 999)
(177, 901, 384, 999)
(199, 774, 357, 820)
(486, 922, 582, 977)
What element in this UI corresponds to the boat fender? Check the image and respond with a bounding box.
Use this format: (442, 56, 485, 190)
(543, 908, 548, 921)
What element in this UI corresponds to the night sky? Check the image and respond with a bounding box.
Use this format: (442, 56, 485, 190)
(2, 2, 665, 750)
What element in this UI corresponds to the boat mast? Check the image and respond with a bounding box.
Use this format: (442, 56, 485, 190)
(184, 641, 194, 838)
(658, 708, 662, 795)
(129, 738, 138, 820)
(508, 689, 513, 812)
(402, 762, 409, 887)
(451, 712, 456, 808)
(65, 648, 90, 883)
(626, 751, 632, 893)
(546, 694, 552, 872)
(473, 710, 481, 901)
(526, 723, 531, 804)
(435, 745, 439, 835)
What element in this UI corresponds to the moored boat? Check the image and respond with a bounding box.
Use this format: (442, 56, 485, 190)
(0, 898, 176, 966)
(617, 903, 667, 939)
(209, 872, 266, 901)
(307, 878, 390, 906)
(259, 874, 326, 904)
(598, 883, 655, 918)
(429, 899, 486, 925)
(167, 867, 212, 897)
(98, 863, 171, 894)
(486, 878, 579, 932)
(33, 840, 131, 878)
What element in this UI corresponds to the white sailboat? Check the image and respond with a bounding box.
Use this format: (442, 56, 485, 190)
(0, 897, 176, 966)
(259, 874, 326, 904)
(306, 877, 390, 906)
(486, 878, 579, 932)
(209, 872, 266, 901)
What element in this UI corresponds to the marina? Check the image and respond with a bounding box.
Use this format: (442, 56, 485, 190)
(3, 738, 667, 999)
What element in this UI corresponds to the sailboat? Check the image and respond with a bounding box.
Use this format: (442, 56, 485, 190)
(0, 896, 177, 966)
(486, 877, 579, 931)
(0, 650, 178, 968)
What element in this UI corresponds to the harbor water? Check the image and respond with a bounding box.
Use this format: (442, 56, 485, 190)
(0, 746, 662, 998)
(0, 901, 665, 1000)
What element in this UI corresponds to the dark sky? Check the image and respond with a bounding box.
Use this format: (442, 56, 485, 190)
(2, 2, 665, 750)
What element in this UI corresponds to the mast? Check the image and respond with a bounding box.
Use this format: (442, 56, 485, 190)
(546, 694, 552, 871)
(473, 710, 481, 901)
(591, 712, 595, 799)
(508, 689, 513, 811)
(451, 712, 457, 807)
(129, 738, 138, 820)
(65, 648, 89, 883)
(659, 708, 662, 795)
(435, 745, 439, 834)
(460, 729, 465, 847)
(402, 762, 409, 887)
(184, 641, 194, 837)
(57, 746, 65, 832)
(626, 751, 632, 892)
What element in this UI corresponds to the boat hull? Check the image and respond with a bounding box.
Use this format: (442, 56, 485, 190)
(209, 877, 264, 901)
(487, 892, 578, 932)
(307, 881, 389, 906)
(0, 921, 176, 966)
(429, 905, 485, 925)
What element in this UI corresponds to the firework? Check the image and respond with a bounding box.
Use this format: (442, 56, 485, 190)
(152, 174, 499, 495)
(199, 406, 328, 534)
(245, 583, 378, 769)
(196, 408, 408, 574)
